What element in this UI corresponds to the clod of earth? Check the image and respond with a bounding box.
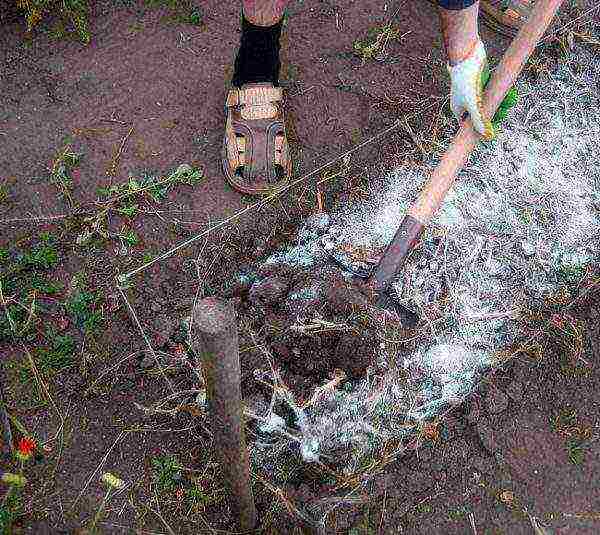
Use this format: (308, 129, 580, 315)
(248, 276, 290, 306)
(477, 418, 501, 454)
(505, 380, 524, 402)
(486, 387, 510, 414)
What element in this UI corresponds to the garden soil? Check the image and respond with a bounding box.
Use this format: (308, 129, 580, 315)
(1, 1, 599, 534)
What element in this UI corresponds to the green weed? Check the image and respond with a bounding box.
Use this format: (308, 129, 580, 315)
(25, 273, 63, 295)
(0, 238, 62, 342)
(558, 264, 586, 284)
(353, 23, 403, 62)
(65, 288, 102, 333)
(416, 504, 433, 514)
(17, 0, 91, 44)
(31, 329, 75, 378)
(49, 144, 82, 207)
(186, 482, 222, 510)
(152, 454, 183, 493)
(118, 228, 139, 247)
(141, 251, 155, 264)
(144, 0, 205, 27)
(547, 313, 589, 377)
(17, 328, 75, 389)
(0, 184, 10, 204)
(0, 304, 33, 343)
(0, 481, 23, 535)
(80, 164, 203, 245)
(448, 506, 468, 520)
(551, 408, 593, 465)
(566, 439, 586, 465)
(348, 525, 376, 535)
(20, 242, 58, 270)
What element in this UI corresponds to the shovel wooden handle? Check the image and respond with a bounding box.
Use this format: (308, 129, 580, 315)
(370, 0, 565, 292)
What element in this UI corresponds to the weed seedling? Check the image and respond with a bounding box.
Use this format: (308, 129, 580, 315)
(88, 472, 126, 533)
(447, 506, 468, 521)
(118, 228, 139, 247)
(547, 313, 589, 376)
(17, 0, 91, 43)
(152, 454, 183, 493)
(145, 0, 206, 27)
(80, 164, 203, 245)
(353, 23, 404, 62)
(141, 251, 155, 264)
(187, 480, 223, 512)
(20, 242, 58, 270)
(0, 237, 62, 342)
(0, 474, 25, 534)
(551, 408, 592, 465)
(47, 143, 83, 207)
(32, 328, 76, 376)
(0, 184, 10, 204)
(65, 287, 102, 334)
(416, 503, 433, 515)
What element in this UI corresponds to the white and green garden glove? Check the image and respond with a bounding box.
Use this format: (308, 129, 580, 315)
(447, 38, 518, 141)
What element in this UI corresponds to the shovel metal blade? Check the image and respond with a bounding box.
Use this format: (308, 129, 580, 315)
(371, 288, 419, 329)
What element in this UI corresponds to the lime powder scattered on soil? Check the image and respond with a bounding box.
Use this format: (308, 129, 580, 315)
(250, 48, 600, 469)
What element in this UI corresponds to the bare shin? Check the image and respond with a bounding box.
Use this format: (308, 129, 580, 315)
(438, 2, 480, 65)
(242, 0, 288, 26)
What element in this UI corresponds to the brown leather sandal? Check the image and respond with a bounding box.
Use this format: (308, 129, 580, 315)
(480, 0, 536, 38)
(222, 83, 292, 195)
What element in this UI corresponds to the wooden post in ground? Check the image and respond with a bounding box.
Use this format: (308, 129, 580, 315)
(192, 297, 257, 531)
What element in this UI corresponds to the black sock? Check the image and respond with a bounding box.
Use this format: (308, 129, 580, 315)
(232, 15, 283, 88)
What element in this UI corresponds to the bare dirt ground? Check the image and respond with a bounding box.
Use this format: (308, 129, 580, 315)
(1, 0, 599, 533)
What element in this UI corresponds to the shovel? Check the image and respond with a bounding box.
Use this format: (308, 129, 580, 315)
(363, 0, 565, 318)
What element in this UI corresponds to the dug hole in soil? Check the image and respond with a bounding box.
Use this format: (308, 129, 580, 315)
(226, 213, 383, 380)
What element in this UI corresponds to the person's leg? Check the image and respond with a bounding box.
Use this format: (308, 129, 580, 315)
(232, 1, 289, 88)
(437, 1, 480, 66)
(241, 0, 287, 26)
(437, 2, 495, 138)
(222, 1, 292, 195)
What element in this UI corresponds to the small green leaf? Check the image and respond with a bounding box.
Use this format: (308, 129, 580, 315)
(189, 8, 202, 25)
(120, 230, 139, 246)
(149, 186, 168, 202)
(117, 204, 138, 218)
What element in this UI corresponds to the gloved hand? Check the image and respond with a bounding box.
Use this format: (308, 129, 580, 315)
(447, 39, 518, 140)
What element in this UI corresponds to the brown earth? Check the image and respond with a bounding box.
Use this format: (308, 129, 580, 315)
(1, 0, 599, 534)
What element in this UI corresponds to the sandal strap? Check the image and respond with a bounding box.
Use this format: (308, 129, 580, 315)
(482, 0, 533, 20)
(226, 85, 283, 121)
(503, 0, 533, 20)
(223, 83, 291, 194)
(480, 0, 535, 37)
